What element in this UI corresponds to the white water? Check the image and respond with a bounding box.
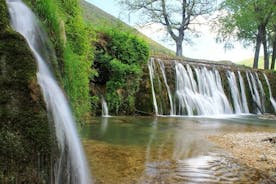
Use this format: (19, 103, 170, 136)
(238, 71, 249, 113)
(157, 59, 174, 115)
(148, 58, 159, 115)
(227, 71, 243, 113)
(7, 1, 92, 183)
(175, 63, 233, 115)
(255, 73, 266, 112)
(263, 74, 276, 112)
(101, 97, 109, 117)
(148, 59, 275, 116)
(246, 71, 264, 113)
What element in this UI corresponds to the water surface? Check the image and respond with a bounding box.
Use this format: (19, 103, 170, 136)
(81, 116, 276, 183)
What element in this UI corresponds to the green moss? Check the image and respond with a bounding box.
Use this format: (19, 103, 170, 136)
(0, 27, 53, 182)
(0, 0, 9, 33)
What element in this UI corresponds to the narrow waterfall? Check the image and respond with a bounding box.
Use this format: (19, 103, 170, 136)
(238, 71, 249, 113)
(148, 58, 274, 116)
(157, 59, 174, 115)
(263, 74, 276, 112)
(7, 1, 92, 183)
(227, 71, 243, 113)
(101, 97, 109, 117)
(246, 72, 264, 113)
(148, 58, 159, 115)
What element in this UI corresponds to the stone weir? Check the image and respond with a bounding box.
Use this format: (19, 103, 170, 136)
(135, 57, 276, 116)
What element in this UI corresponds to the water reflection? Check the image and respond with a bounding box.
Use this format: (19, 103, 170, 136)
(81, 116, 276, 183)
(100, 117, 109, 136)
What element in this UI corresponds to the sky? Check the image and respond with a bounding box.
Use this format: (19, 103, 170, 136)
(85, 0, 256, 63)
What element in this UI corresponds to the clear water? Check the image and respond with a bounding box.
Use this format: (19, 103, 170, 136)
(81, 116, 276, 184)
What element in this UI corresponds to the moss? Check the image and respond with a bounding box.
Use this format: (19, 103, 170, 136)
(0, 0, 9, 33)
(0, 25, 53, 182)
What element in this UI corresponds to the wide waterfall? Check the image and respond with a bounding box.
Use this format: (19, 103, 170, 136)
(7, 1, 92, 183)
(148, 58, 275, 116)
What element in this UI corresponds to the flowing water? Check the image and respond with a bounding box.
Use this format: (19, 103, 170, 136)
(81, 116, 276, 184)
(101, 97, 109, 117)
(263, 73, 276, 112)
(7, 1, 92, 183)
(148, 58, 274, 116)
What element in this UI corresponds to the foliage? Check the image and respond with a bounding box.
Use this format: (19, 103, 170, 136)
(25, 0, 96, 124)
(80, 0, 174, 57)
(93, 28, 149, 115)
(217, 0, 276, 69)
(118, 0, 216, 56)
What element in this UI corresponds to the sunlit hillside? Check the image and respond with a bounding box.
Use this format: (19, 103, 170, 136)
(80, 0, 175, 57)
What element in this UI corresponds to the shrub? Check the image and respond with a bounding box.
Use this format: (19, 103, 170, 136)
(93, 28, 149, 115)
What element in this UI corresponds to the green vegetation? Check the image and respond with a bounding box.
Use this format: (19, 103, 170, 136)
(0, 1, 52, 181)
(218, 0, 276, 70)
(25, 0, 96, 124)
(238, 56, 276, 70)
(80, 0, 174, 57)
(93, 28, 149, 115)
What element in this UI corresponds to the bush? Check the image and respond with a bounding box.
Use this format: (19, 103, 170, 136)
(93, 28, 149, 115)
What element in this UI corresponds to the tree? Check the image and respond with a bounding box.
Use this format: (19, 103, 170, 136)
(268, 10, 276, 70)
(217, 0, 274, 69)
(118, 0, 216, 56)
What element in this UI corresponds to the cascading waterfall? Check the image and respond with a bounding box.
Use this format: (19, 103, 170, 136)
(263, 73, 276, 112)
(148, 58, 159, 115)
(238, 71, 249, 113)
(7, 1, 92, 183)
(246, 72, 264, 113)
(148, 58, 275, 116)
(157, 59, 174, 115)
(101, 97, 109, 117)
(175, 63, 232, 115)
(227, 71, 243, 113)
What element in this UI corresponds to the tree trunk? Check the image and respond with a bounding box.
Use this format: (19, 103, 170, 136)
(271, 37, 276, 70)
(253, 29, 262, 69)
(176, 39, 183, 56)
(262, 29, 269, 69)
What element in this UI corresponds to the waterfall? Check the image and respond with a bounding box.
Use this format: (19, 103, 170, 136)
(263, 74, 276, 112)
(227, 71, 243, 113)
(175, 64, 232, 115)
(246, 71, 264, 113)
(7, 1, 92, 183)
(157, 59, 174, 115)
(148, 58, 159, 115)
(101, 97, 109, 117)
(148, 58, 274, 116)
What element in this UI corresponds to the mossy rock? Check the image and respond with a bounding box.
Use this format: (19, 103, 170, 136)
(0, 26, 53, 182)
(0, 0, 9, 33)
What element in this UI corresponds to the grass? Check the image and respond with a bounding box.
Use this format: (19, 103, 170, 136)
(238, 56, 275, 70)
(80, 0, 174, 57)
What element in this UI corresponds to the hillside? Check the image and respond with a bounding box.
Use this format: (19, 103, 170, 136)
(238, 57, 276, 70)
(80, 0, 174, 56)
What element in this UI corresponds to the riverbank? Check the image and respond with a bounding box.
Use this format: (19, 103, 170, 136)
(208, 132, 276, 177)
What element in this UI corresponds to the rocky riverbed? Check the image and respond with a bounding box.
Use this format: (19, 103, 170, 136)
(208, 132, 276, 178)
